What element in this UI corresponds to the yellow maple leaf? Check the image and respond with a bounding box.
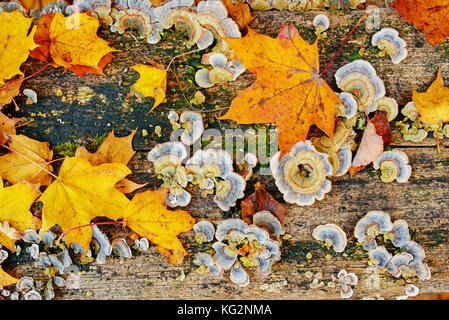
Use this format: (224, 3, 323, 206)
(49, 12, 116, 72)
(0, 134, 54, 186)
(0, 113, 18, 145)
(0, 266, 18, 288)
(122, 189, 195, 264)
(413, 68, 449, 125)
(40, 157, 131, 253)
(0, 180, 41, 252)
(0, 76, 23, 109)
(128, 63, 167, 111)
(0, 10, 38, 85)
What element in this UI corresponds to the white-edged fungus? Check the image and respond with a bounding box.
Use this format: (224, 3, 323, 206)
(148, 141, 187, 172)
(368, 246, 392, 268)
(401, 101, 419, 121)
(135, 237, 150, 251)
(40, 230, 57, 248)
(312, 13, 329, 33)
(16, 276, 34, 292)
(335, 60, 386, 113)
(214, 172, 246, 211)
(195, 52, 245, 88)
(385, 252, 414, 277)
(0, 249, 8, 264)
(312, 224, 347, 253)
(376, 97, 398, 122)
(23, 89, 37, 104)
(253, 210, 285, 238)
(186, 148, 233, 181)
(215, 219, 247, 241)
(167, 185, 192, 207)
(193, 220, 216, 243)
(354, 211, 393, 250)
(193, 252, 223, 276)
(27, 244, 40, 260)
(23, 229, 39, 243)
(405, 284, 419, 297)
(179, 111, 204, 145)
(229, 262, 250, 287)
(35, 252, 52, 269)
(373, 149, 412, 183)
(337, 269, 358, 299)
(372, 28, 408, 64)
(388, 219, 410, 248)
(212, 241, 238, 270)
(336, 92, 358, 119)
(329, 146, 352, 177)
(24, 289, 42, 300)
(270, 140, 332, 206)
(91, 225, 112, 264)
(111, 238, 132, 259)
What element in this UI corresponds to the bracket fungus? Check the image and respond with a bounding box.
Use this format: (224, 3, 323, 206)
(336, 92, 358, 119)
(179, 111, 204, 145)
(401, 101, 419, 121)
(312, 224, 347, 253)
(270, 140, 332, 206)
(337, 269, 358, 299)
(372, 28, 408, 64)
(229, 262, 250, 287)
(385, 252, 414, 278)
(376, 97, 398, 122)
(193, 252, 223, 276)
(252, 211, 285, 240)
(368, 246, 392, 268)
(373, 150, 412, 183)
(193, 220, 215, 244)
(335, 60, 386, 113)
(91, 225, 112, 264)
(354, 211, 393, 250)
(195, 52, 245, 88)
(387, 219, 411, 248)
(214, 172, 246, 211)
(111, 238, 132, 259)
(312, 14, 329, 32)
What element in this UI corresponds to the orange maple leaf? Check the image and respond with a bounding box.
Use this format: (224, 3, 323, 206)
(222, 0, 253, 30)
(121, 189, 195, 264)
(219, 24, 340, 156)
(393, 0, 449, 46)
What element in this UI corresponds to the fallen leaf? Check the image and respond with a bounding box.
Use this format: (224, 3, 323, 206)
(0, 180, 41, 251)
(219, 24, 339, 156)
(127, 63, 167, 111)
(349, 112, 392, 176)
(241, 182, 285, 225)
(30, 12, 54, 63)
(0, 76, 23, 109)
(47, 12, 116, 77)
(0, 134, 54, 186)
(393, 0, 449, 46)
(413, 68, 449, 125)
(0, 266, 18, 288)
(40, 157, 131, 253)
(0, 113, 18, 145)
(222, 0, 253, 30)
(19, 0, 55, 10)
(0, 9, 38, 85)
(122, 189, 195, 264)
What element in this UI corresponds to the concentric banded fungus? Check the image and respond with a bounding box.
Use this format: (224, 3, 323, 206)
(214, 172, 246, 211)
(193, 252, 223, 276)
(166, 185, 191, 207)
(354, 211, 393, 250)
(111, 238, 132, 259)
(215, 218, 247, 241)
(401, 101, 419, 121)
(186, 148, 233, 184)
(66, 0, 113, 25)
(16, 276, 34, 292)
(312, 14, 329, 33)
(403, 127, 428, 142)
(376, 97, 398, 122)
(91, 225, 112, 264)
(312, 224, 347, 253)
(270, 140, 332, 206)
(385, 252, 413, 277)
(372, 28, 408, 64)
(337, 269, 358, 299)
(195, 53, 245, 88)
(336, 92, 358, 119)
(373, 150, 412, 183)
(388, 219, 410, 248)
(229, 262, 250, 287)
(335, 60, 386, 113)
(179, 111, 204, 145)
(368, 246, 392, 268)
(193, 220, 215, 244)
(329, 146, 352, 177)
(212, 241, 238, 270)
(110, 0, 162, 44)
(253, 211, 284, 239)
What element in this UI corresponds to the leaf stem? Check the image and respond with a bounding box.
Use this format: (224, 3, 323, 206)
(165, 49, 201, 71)
(0, 63, 51, 93)
(320, 15, 367, 76)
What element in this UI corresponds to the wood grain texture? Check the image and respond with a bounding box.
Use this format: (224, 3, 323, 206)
(3, 7, 449, 300)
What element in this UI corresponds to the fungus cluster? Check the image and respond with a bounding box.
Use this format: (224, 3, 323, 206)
(195, 53, 245, 88)
(245, 0, 365, 11)
(373, 149, 412, 183)
(356, 211, 431, 281)
(336, 269, 358, 299)
(193, 215, 283, 286)
(372, 28, 408, 64)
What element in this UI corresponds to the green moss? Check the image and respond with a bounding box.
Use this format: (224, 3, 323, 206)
(53, 141, 79, 157)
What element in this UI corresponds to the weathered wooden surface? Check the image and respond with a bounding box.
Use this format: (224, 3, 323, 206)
(3, 6, 449, 300)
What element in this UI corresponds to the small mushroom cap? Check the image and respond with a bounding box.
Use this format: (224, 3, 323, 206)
(197, 0, 228, 21)
(193, 220, 216, 243)
(166, 187, 191, 207)
(376, 97, 398, 122)
(340, 285, 353, 299)
(312, 224, 347, 253)
(253, 210, 285, 237)
(373, 150, 412, 183)
(336, 92, 358, 118)
(135, 237, 150, 251)
(372, 28, 408, 64)
(40, 230, 57, 248)
(195, 69, 214, 88)
(405, 284, 419, 297)
(401, 101, 419, 121)
(111, 238, 132, 259)
(270, 140, 332, 206)
(368, 246, 392, 268)
(403, 128, 428, 142)
(229, 262, 250, 287)
(413, 262, 431, 281)
(335, 60, 385, 113)
(186, 149, 233, 179)
(212, 242, 237, 270)
(23, 229, 39, 243)
(389, 219, 410, 248)
(312, 13, 330, 32)
(215, 219, 247, 241)
(243, 225, 270, 242)
(148, 141, 187, 172)
(180, 111, 204, 145)
(214, 172, 246, 211)
(193, 252, 215, 267)
(167, 110, 179, 122)
(354, 211, 393, 244)
(23, 89, 37, 103)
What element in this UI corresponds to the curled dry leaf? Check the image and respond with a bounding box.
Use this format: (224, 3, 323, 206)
(349, 112, 392, 176)
(121, 189, 195, 264)
(127, 63, 167, 111)
(0, 134, 54, 186)
(241, 182, 285, 225)
(0, 180, 41, 252)
(219, 24, 340, 157)
(0, 9, 38, 85)
(40, 157, 131, 254)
